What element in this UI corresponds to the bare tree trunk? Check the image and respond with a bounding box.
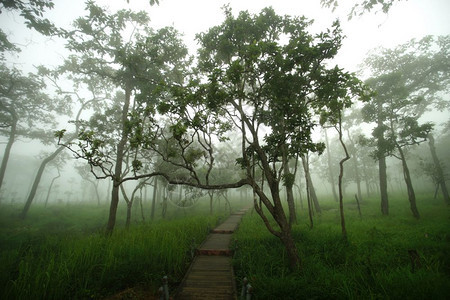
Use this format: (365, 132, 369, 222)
(346, 130, 362, 202)
(377, 104, 389, 215)
(139, 185, 145, 222)
(379, 156, 389, 215)
(85, 179, 101, 205)
(106, 84, 131, 234)
(434, 184, 439, 199)
(302, 155, 314, 228)
(21, 145, 66, 219)
(120, 185, 132, 228)
(301, 155, 321, 214)
(282, 144, 296, 226)
(428, 134, 450, 205)
(306, 178, 313, 229)
(361, 160, 371, 198)
(106, 179, 111, 205)
(208, 190, 214, 215)
(336, 114, 349, 239)
(126, 202, 132, 228)
(324, 128, 338, 202)
(396, 143, 420, 219)
(45, 168, 61, 207)
(0, 114, 17, 191)
(162, 186, 167, 219)
(151, 177, 158, 221)
(235, 100, 301, 271)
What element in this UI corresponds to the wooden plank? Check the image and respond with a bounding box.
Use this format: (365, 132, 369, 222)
(200, 234, 232, 249)
(175, 211, 250, 300)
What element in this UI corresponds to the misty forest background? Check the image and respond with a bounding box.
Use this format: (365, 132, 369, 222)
(0, 0, 449, 299)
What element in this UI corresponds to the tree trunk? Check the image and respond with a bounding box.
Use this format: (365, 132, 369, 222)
(151, 177, 158, 220)
(162, 186, 167, 218)
(434, 184, 439, 199)
(280, 226, 301, 269)
(208, 190, 214, 215)
(306, 177, 313, 228)
(379, 156, 389, 215)
(126, 201, 132, 228)
(428, 134, 450, 205)
(282, 144, 296, 226)
(324, 128, 338, 202)
(336, 115, 349, 239)
(86, 179, 101, 205)
(377, 103, 389, 215)
(396, 143, 420, 219)
(255, 183, 301, 270)
(45, 168, 61, 207)
(139, 186, 145, 222)
(347, 130, 362, 202)
(106, 179, 112, 205)
(94, 183, 100, 205)
(361, 159, 371, 198)
(21, 144, 66, 219)
(0, 115, 17, 190)
(301, 155, 321, 214)
(106, 84, 131, 235)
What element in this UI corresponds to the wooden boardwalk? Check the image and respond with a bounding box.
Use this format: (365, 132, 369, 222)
(175, 208, 250, 300)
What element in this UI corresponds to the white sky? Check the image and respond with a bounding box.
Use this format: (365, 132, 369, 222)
(1, 0, 449, 74)
(0, 0, 448, 198)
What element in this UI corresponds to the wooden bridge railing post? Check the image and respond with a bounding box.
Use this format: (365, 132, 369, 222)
(246, 283, 253, 300)
(240, 277, 248, 299)
(190, 238, 196, 259)
(159, 275, 169, 300)
(241, 277, 253, 299)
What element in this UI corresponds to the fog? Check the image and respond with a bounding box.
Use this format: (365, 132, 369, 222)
(1, 0, 448, 207)
(1, 1, 450, 298)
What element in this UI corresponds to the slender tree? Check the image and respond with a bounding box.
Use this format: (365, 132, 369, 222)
(182, 7, 366, 269)
(361, 36, 450, 218)
(427, 133, 450, 204)
(0, 64, 66, 193)
(57, 1, 189, 234)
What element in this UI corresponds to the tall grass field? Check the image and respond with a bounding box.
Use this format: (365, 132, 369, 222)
(0, 202, 229, 299)
(232, 194, 450, 299)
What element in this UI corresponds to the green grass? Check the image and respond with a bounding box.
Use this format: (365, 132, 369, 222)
(0, 202, 230, 299)
(233, 194, 450, 299)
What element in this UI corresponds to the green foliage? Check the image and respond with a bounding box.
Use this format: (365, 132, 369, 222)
(361, 35, 450, 158)
(57, 2, 190, 187)
(0, 64, 68, 144)
(233, 196, 450, 299)
(195, 7, 365, 165)
(321, 0, 406, 19)
(0, 0, 55, 54)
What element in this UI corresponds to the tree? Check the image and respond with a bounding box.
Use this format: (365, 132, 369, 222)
(426, 133, 450, 204)
(0, 0, 56, 55)
(323, 128, 338, 201)
(361, 36, 450, 218)
(342, 108, 365, 202)
(0, 64, 66, 193)
(183, 7, 365, 269)
(57, 1, 191, 234)
(76, 163, 102, 205)
(320, 0, 407, 19)
(20, 66, 103, 219)
(318, 67, 369, 239)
